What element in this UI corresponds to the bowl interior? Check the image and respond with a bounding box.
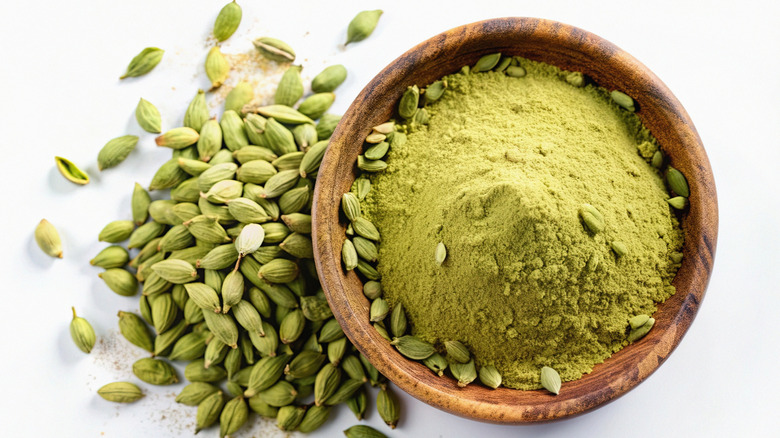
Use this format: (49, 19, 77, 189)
(313, 17, 717, 423)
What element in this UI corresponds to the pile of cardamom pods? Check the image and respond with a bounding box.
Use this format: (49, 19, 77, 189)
(37, 2, 397, 437)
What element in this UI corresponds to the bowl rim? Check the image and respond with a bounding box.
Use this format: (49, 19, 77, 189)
(313, 16, 718, 423)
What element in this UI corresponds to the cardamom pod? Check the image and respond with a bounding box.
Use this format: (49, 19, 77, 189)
(97, 382, 144, 403)
(300, 296, 333, 322)
(130, 183, 151, 225)
(357, 155, 387, 172)
(221, 270, 244, 313)
(341, 193, 361, 223)
(352, 217, 380, 241)
(203, 309, 239, 348)
(652, 150, 664, 168)
(579, 203, 605, 234)
(450, 359, 477, 387)
(259, 222, 290, 244)
(398, 85, 419, 119)
(257, 258, 298, 283)
(628, 317, 655, 342)
(435, 242, 447, 265)
(272, 151, 305, 170)
(153, 320, 187, 356)
(666, 167, 690, 197)
(135, 98, 162, 133)
(248, 104, 314, 125)
(505, 65, 526, 77)
(479, 364, 502, 389)
(299, 140, 328, 177)
(221, 109, 249, 151)
(444, 340, 470, 364)
(99, 268, 139, 296)
(667, 196, 687, 210)
(235, 223, 265, 257)
(35, 219, 63, 258)
(629, 314, 651, 330)
(70, 307, 96, 354)
(344, 425, 387, 438)
(285, 351, 326, 380)
(149, 158, 189, 191)
(326, 337, 348, 366)
(369, 298, 389, 322)
(183, 214, 231, 244)
(205, 45, 230, 90)
(169, 331, 209, 361)
(155, 127, 199, 150)
(293, 123, 318, 150)
(565, 71, 584, 86)
(184, 89, 210, 132)
(158, 224, 195, 252)
(423, 80, 447, 104)
(342, 354, 367, 382)
(97, 135, 139, 170)
(364, 141, 389, 161)
(263, 117, 298, 155)
(236, 159, 277, 184)
(341, 239, 358, 271)
(365, 132, 385, 144)
(540, 366, 562, 395)
(120, 47, 164, 79)
(244, 354, 291, 397)
(213, 1, 242, 42)
(219, 396, 248, 437)
(54, 156, 89, 185)
(346, 388, 368, 420)
(312, 64, 347, 93)
(377, 387, 399, 428)
(198, 162, 238, 191)
(90, 245, 129, 269)
(253, 37, 295, 63)
(127, 221, 165, 249)
(280, 213, 312, 234)
(254, 380, 297, 407)
(298, 404, 331, 433)
(363, 281, 382, 300)
(133, 357, 178, 385)
(187, 358, 227, 382)
(316, 113, 341, 140)
(356, 259, 381, 281)
(152, 259, 198, 284)
(278, 186, 310, 215)
(195, 390, 225, 433)
(319, 318, 344, 343)
(275, 405, 306, 431)
(390, 335, 434, 360)
(314, 363, 341, 406)
(346, 10, 383, 45)
(234, 144, 276, 164)
(423, 352, 448, 376)
(389, 303, 407, 338)
(185, 282, 222, 313)
(611, 90, 636, 111)
(150, 293, 178, 333)
(275, 65, 304, 107)
(297, 92, 335, 120)
(117, 310, 154, 353)
(279, 308, 305, 344)
(472, 52, 501, 72)
(195, 119, 223, 162)
(611, 241, 629, 257)
(176, 382, 219, 406)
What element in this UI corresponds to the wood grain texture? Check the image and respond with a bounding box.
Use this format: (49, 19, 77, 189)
(312, 17, 718, 423)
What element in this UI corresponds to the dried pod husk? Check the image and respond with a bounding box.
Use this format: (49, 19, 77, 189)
(253, 37, 295, 63)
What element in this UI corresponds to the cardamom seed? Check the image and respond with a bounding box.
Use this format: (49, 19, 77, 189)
(176, 382, 219, 406)
(579, 203, 605, 234)
(363, 281, 382, 300)
(628, 317, 655, 342)
(69, 307, 96, 354)
(35, 219, 63, 258)
(133, 357, 178, 385)
(478, 364, 502, 389)
(540, 366, 562, 395)
(377, 387, 399, 428)
(54, 156, 89, 185)
(423, 352, 448, 376)
(311, 64, 347, 93)
(184, 282, 222, 313)
(203, 309, 239, 348)
(135, 98, 162, 133)
(120, 47, 164, 79)
(97, 382, 144, 403)
(253, 37, 295, 63)
(275, 65, 304, 107)
(391, 335, 434, 360)
(98, 268, 139, 296)
(450, 359, 477, 387)
(97, 135, 139, 170)
(398, 85, 419, 119)
(213, 1, 242, 42)
(346, 10, 383, 45)
(117, 310, 154, 353)
(195, 390, 225, 433)
(611, 90, 635, 111)
(184, 90, 210, 132)
(357, 155, 388, 172)
(316, 113, 341, 140)
(297, 92, 335, 120)
(666, 167, 690, 197)
(219, 396, 248, 437)
(435, 242, 447, 265)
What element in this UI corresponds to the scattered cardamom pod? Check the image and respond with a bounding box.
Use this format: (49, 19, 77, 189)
(311, 64, 347, 93)
(344, 425, 387, 438)
(579, 203, 605, 234)
(155, 127, 199, 150)
(346, 10, 383, 45)
(120, 47, 164, 79)
(184, 90, 210, 132)
(98, 268, 139, 296)
(54, 156, 89, 185)
(35, 219, 63, 258)
(195, 390, 225, 433)
(133, 357, 178, 385)
(70, 307, 96, 354)
(97, 135, 139, 170)
(377, 387, 399, 429)
(275, 65, 304, 106)
(213, 1, 242, 42)
(135, 98, 162, 133)
(205, 45, 230, 90)
(97, 382, 144, 403)
(435, 242, 447, 265)
(253, 37, 295, 63)
(117, 310, 154, 353)
(224, 81, 254, 115)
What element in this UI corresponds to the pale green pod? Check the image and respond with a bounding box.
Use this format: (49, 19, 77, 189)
(357, 155, 387, 172)
(221, 110, 249, 151)
(195, 390, 225, 433)
(184, 90, 210, 132)
(184, 282, 222, 313)
(206, 46, 230, 90)
(196, 119, 222, 162)
(292, 123, 318, 150)
(473, 52, 501, 72)
(127, 221, 165, 249)
(35, 219, 63, 258)
(611, 90, 636, 111)
(135, 98, 161, 133)
(445, 340, 470, 364)
(253, 37, 295, 63)
(451, 359, 477, 387)
(120, 47, 164, 79)
(155, 127, 199, 150)
(236, 159, 277, 184)
(346, 10, 383, 45)
(98, 135, 139, 170)
(299, 140, 328, 177)
(398, 85, 419, 119)
(316, 113, 341, 140)
(213, 0, 242, 41)
(70, 307, 96, 354)
(275, 65, 304, 106)
(377, 387, 400, 428)
(131, 183, 151, 225)
(311, 64, 347, 93)
(203, 310, 239, 348)
(667, 167, 690, 197)
(342, 239, 358, 271)
(99, 268, 138, 296)
(175, 382, 219, 406)
(263, 118, 297, 156)
(297, 92, 335, 120)
(540, 366, 562, 395)
(219, 396, 248, 438)
(97, 382, 144, 403)
(313, 363, 340, 406)
(149, 158, 189, 191)
(132, 357, 178, 385)
(272, 151, 305, 170)
(117, 311, 154, 353)
(220, 270, 244, 313)
(198, 162, 238, 192)
(90, 245, 130, 269)
(251, 104, 313, 125)
(262, 169, 299, 198)
(225, 81, 254, 114)
(234, 144, 276, 164)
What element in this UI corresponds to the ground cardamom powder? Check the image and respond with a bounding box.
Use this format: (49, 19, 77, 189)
(362, 58, 684, 390)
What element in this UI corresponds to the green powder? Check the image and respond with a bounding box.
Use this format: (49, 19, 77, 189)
(362, 58, 684, 390)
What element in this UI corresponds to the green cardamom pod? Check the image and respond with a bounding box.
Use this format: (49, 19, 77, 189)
(69, 307, 96, 354)
(232, 300, 264, 337)
(280, 213, 312, 234)
(611, 90, 636, 111)
(285, 351, 326, 379)
(298, 404, 331, 433)
(365, 132, 385, 144)
(98, 268, 138, 296)
(184, 282, 222, 313)
(450, 359, 477, 387)
(314, 363, 341, 406)
(153, 320, 187, 356)
(341, 239, 358, 271)
(278, 186, 310, 215)
(235, 223, 266, 257)
(344, 425, 387, 438)
(141, 271, 172, 297)
(35, 219, 63, 258)
(324, 378, 362, 406)
(259, 222, 290, 244)
(204, 269, 226, 295)
(198, 162, 238, 192)
(346, 10, 383, 45)
(131, 183, 151, 225)
(666, 196, 687, 210)
(565, 71, 584, 86)
(398, 85, 419, 119)
(277, 232, 312, 259)
(247, 394, 278, 417)
(234, 144, 276, 164)
(300, 295, 333, 322)
(186, 359, 227, 382)
(374, 322, 391, 342)
(236, 159, 277, 184)
(254, 380, 297, 407)
(117, 310, 154, 353)
(155, 127, 199, 150)
(611, 241, 629, 257)
(473, 52, 501, 72)
(220, 110, 249, 151)
(341, 192, 361, 222)
(209, 148, 234, 164)
(445, 340, 470, 364)
(183, 215, 231, 244)
(184, 90, 210, 132)
(279, 309, 305, 344)
(149, 158, 190, 191)
(311, 64, 347, 93)
(579, 203, 605, 234)
(127, 221, 165, 249)
(120, 47, 164, 79)
(299, 140, 328, 177)
(319, 318, 344, 343)
(169, 331, 209, 361)
(263, 169, 300, 198)
(346, 388, 368, 420)
(540, 366, 562, 395)
(176, 382, 219, 406)
(363, 281, 382, 300)
(195, 390, 225, 433)
(628, 317, 655, 342)
(248, 104, 313, 125)
(357, 155, 388, 172)
(253, 37, 295, 63)
(423, 352, 448, 376)
(248, 287, 272, 318)
(213, 1, 242, 41)
(391, 335, 434, 360)
(247, 322, 278, 358)
(276, 405, 306, 431)
(272, 151, 305, 170)
(666, 167, 690, 197)
(150, 293, 178, 333)
(203, 339, 229, 369)
(220, 270, 244, 313)
(148, 199, 179, 225)
(159, 224, 195, 252)
(275, 65, 304, 107)
(152, 259, 198, 284)
(257, 258, 298, 283)
(316, 113, 341, 140)
(135, 98, 162, 133)
(263, 118, 298, 156)
(479, 364, 502, 389)
(352, 236, 377, 263)
(133, 357, 178, 385)
(364, 141, 389, 161)
(184, 299, 205, 324)
(352, 217, 380, 241)
(195, 119, 222, 162)
(652, 150, 664, 168)
(97, 135, 139, 170)
(129, 237, 161, 268)
(205, 45, 230, 90)
(245, 354, 291, 397)
(327, 336, 348, 366)
(369, 298, 389, 322)
(377, 387, 399, 429)
(90, 245, 129, 269)
(297, 92, 334, 120)
(359, 353, 383, 386)
(219, 396, 248, 437)
(629, 314, 651, 330)
(423, 80, 447, 104)
(203, 308, 239, 348)
(54, 156, 89, 185)
(97, 382, 144, 403)
(389, 303, 407, 338)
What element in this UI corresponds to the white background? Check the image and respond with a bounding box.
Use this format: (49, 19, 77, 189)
(0, 0, 778, 437)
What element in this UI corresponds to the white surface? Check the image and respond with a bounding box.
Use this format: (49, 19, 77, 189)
(0, 0, 778, 436)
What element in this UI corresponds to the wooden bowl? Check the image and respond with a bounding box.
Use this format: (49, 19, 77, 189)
(312, 17, 718, 423)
